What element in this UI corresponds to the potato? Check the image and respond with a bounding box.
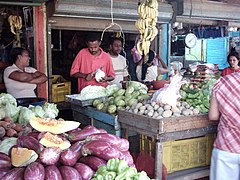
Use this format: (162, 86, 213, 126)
(147, 105, 154, 111)
(133, 109, 139, 114)
(182, 109, 190, 116)
(173, 112, 181, 117)
(147, 110, 154, 117)
(164, 104, 171, 110)
(136, 103, 143, 109)
(156, 115, 163, 119)
(172, 106, 181, 113)
(162, 110, 173, 118)
(153, 104, 160, 111)
(176, 101, 181, 107)
(151, 101, 157, 107)
(152, 112, 159, 118)
(139, 109, 145, 115)
(157, 107, 164, 114)
(193, 108, 200, 115)
(139, 106, 146, 111)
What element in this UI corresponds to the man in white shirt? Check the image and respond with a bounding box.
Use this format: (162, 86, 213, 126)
(108, 38, 129, 87)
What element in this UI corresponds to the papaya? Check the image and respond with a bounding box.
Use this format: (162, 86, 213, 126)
(11, 147, 38, 167)
(39, 132, 71, 150)
(29, 117, 80, 134)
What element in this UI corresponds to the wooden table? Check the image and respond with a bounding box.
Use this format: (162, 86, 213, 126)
(117, 110, 218, 179)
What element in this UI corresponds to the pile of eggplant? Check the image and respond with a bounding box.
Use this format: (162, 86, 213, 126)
(0, 125, 132, 180)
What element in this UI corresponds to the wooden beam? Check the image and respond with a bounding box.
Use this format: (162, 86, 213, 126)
(34, 3, 48, 99)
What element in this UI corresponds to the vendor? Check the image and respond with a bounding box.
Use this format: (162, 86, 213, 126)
(136, 50, 169, 82)
(70, 32, 115, 93)
(221, 51, 240, 77)
(108, 37, 129, 88)
(3, 47, 47, 98)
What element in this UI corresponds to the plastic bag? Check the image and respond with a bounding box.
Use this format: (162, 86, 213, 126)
(151, 74, 187, 107)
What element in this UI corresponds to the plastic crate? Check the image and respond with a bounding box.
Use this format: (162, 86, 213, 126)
(51, 75, 71, 102)
(140, 134, 215, 173)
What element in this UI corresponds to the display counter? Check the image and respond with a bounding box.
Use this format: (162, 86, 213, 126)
(117, 110, 218, 180)
(70, 103, 120, 136)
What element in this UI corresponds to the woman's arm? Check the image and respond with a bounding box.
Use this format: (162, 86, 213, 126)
(29, 71, 47, 84)
(208, 96, 220, 121)
(9, 71, 35, 82)
(9, 71, 47, 84)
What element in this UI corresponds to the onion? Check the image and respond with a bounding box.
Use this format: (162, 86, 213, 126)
(39, 147, 61, 165)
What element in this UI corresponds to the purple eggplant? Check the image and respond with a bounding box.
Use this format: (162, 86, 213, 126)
(24, 162, 45, 180)
(59, 141, 84, 166)
(17, 135, 43, 154)
(0, 152, 11, 169)
(81, 140, 121, 160)
(59, 166, 82, 180)
(0, 167, 11, 179)
(2, 167, 25, 180)
(79, 156, 106, 171)
(85, 133, 129, 151)
(68, 125, 106, 142)
(45, 165, 62, 180)
(74, 163, 94, 180)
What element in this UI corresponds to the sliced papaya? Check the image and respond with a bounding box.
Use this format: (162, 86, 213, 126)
(39, 132, 71, 150)
(29, 117, 80, 134)
(11, 147, 38, 167)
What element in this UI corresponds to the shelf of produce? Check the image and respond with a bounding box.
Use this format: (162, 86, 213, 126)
(117, 110, 218, 180)
(70, 103, 120, 136)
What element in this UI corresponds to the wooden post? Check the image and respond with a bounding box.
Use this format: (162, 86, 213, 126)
(155, 140, 163, 180)
(34, 3, 48, 99)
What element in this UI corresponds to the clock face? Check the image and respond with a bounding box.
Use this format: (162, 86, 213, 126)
(185, 33, 197, 48)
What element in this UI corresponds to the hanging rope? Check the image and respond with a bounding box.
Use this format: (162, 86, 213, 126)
(100, 0, 130, 79)
(100, 0, 126, 55)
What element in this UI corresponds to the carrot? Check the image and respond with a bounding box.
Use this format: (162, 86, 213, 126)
(6, 128, 17, 137)
(4, 117, 13, 123)
(0, 121, 11, 130)
(12, 123, 22, 132)
(0, 126, 6, 139)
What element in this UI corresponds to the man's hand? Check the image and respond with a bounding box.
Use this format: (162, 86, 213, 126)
(85, 73, 94, 81)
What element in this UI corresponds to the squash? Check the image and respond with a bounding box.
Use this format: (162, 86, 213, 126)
(39, 132, 71, 150)
(11, 147, 38, 167)
(29, 117, 80, 134)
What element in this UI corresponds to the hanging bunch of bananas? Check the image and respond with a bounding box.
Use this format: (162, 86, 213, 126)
(8, 15, 22, 47)
(135, 0, 158, 62)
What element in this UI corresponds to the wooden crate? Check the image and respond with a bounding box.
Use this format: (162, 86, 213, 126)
(52, 75, 71, 103)
(118, 110, 217, 138)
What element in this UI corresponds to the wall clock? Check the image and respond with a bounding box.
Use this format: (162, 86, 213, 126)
(185, 33, 197, 48)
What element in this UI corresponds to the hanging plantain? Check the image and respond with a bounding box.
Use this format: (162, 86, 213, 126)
(135, 0, 158, 62)
(8, 15, 22, 47)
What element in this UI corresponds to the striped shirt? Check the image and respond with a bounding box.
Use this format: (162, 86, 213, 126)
(212, 72, 240, 153)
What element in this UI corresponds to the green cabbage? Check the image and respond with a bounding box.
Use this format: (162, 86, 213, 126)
(18, 106, 35, 125)
(0, 93, 17, 107)
(106, 84, 120, 96)
(42, 103, 59, 118)
(0, 137, 17, 155)
(30, 105, 45, 118)
(126, 81, 148, 91)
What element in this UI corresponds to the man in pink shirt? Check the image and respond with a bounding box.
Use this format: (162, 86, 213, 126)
(70, 33, 115, 93)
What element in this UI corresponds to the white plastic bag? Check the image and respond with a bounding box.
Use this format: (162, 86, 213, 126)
(151, 74, 187, 107)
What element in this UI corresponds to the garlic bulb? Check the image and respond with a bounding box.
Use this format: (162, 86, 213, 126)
(95, 69, 106, 82)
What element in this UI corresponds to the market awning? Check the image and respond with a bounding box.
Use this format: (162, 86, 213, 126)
(48, 0, 173, 31)
(168, 0, 240, 24)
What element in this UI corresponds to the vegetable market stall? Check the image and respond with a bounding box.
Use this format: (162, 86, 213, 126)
(67, 95, 120, 136)
(117, 110, 218, 180)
